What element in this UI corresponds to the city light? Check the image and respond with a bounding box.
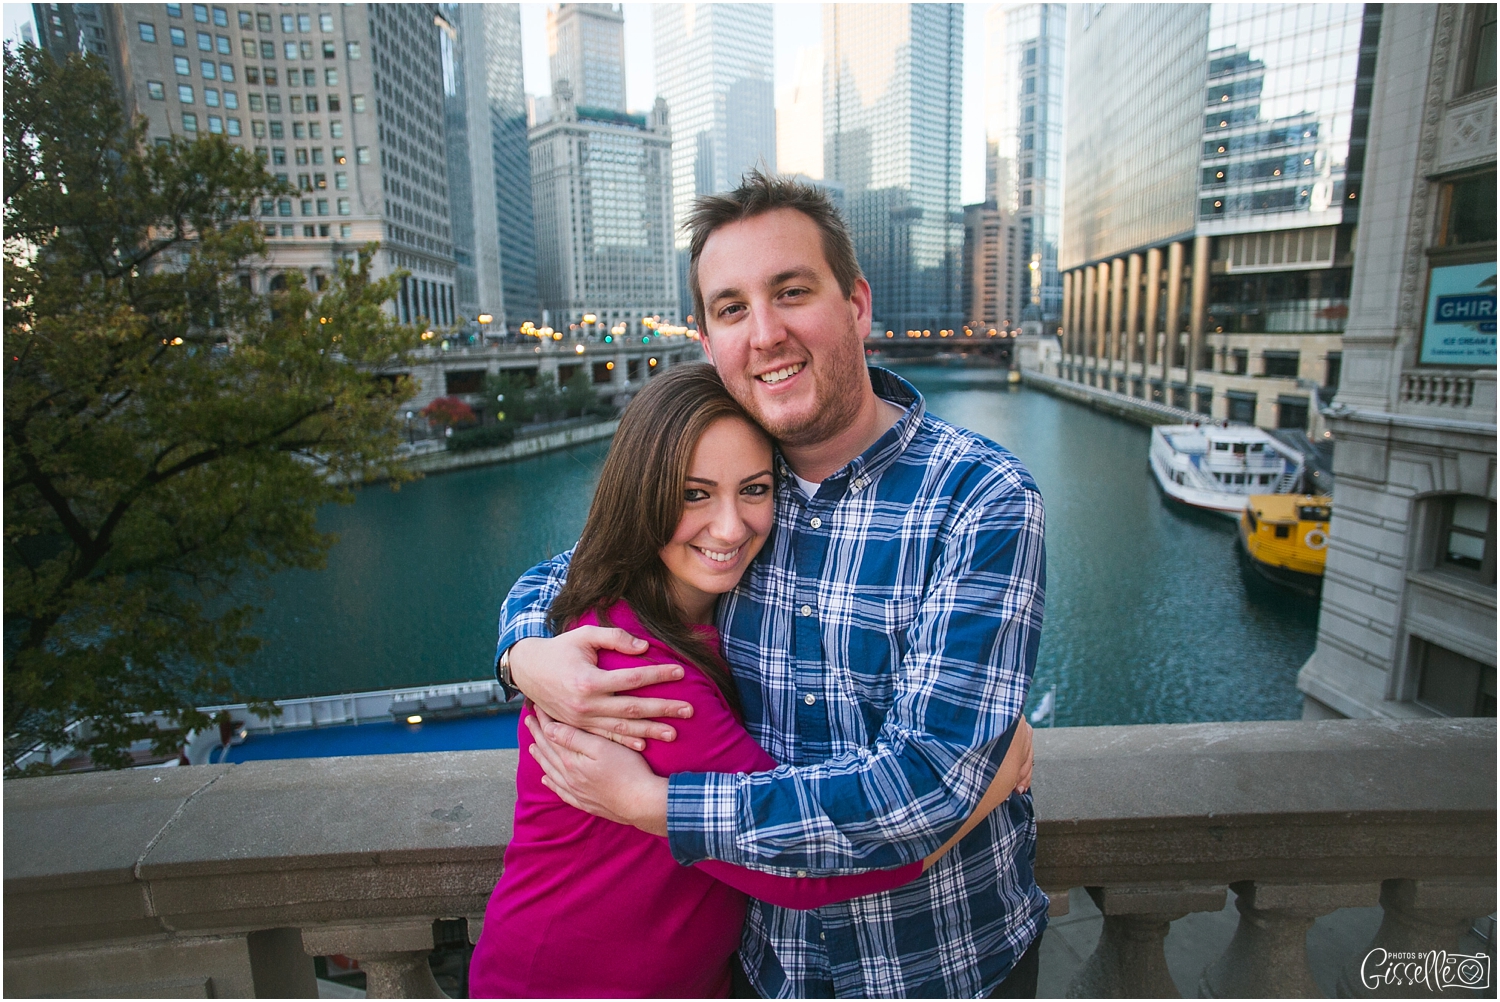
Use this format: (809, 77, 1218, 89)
(406, 715, 422, 725)
(575, 344, 585, 354)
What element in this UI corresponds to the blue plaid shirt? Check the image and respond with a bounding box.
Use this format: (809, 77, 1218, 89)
(496, 368, 1048, 997)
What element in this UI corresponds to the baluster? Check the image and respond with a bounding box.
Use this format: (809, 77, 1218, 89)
(1066, 883, 1226, 998)
(1199, 881, 1378, 998)
(1336, 878, 1496, 999)
(301, 920, 447, 999)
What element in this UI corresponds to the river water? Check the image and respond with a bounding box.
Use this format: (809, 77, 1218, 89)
(240, 363, 1319, 725)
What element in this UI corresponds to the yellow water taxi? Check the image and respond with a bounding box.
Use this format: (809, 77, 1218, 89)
(1237, 494, 1332, 597)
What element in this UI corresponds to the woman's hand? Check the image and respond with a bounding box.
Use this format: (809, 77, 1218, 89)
(526, 705, 670, 836)
(921, 718, 1034, 871)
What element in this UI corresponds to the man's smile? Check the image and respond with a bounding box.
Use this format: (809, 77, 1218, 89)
(757, 362, 805, 385)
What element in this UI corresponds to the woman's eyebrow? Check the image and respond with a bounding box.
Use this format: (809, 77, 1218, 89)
(685, 476, 717, 486)
(740, 469, 773, 484)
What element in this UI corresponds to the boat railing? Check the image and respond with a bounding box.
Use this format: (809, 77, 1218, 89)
(5, 718, 1493, 998)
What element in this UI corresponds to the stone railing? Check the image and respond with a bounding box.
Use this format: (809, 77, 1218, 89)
(1400, 371, 1477, 409)
(5, 719, 1493, 998)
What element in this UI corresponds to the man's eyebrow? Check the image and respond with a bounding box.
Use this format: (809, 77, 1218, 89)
(768, 267, 819, 287)
(740, 469, 773, 484)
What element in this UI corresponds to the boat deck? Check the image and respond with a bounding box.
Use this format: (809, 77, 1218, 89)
(219, 710, 522, 763)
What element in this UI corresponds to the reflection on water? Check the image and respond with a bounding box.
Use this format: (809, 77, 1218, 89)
(243, 364, 1318, 725)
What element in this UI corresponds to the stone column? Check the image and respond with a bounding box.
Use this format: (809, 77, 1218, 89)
(1081, 266, 1096, 373)
(1126, 253, 1142, 396)
(1337, 878, 1498, 999)
(1095, 262, 1110, 365)
(1187, 234, 1211, 412)
(1068, 884, 1227, 998)
(1109, 258, 1125, 389)
(1072, 268, 1086, 369)
(1200, 881, 1379, 998)
(302, 920, 445, 999)
(1144, 246, 1162, 396)
(1062, 271, 1074, 362)
(1164, 241, 1184, 400)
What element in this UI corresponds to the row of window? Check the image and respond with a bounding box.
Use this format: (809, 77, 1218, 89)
(165, 5, 339, 35)
(169, 56, 233, 79)
(180, 112, 238, 136)
(257, 146, 368, 167)
(264, 223, 354, 239)
(247, 67, 338, 87)
(246, 121, 344, 140)
(261, 197, 351, 217)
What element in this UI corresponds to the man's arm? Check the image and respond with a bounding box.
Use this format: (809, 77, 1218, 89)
(497, 551, 693, 748)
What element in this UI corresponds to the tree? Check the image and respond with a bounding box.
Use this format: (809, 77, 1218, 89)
(3, 45, 421, 772)
(419, 396, 476, 429)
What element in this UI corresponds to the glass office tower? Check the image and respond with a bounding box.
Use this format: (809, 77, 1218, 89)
(825, 4, 964, 334)
(654, 3, 775, 320)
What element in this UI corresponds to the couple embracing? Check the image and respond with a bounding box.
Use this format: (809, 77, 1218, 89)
(470, 172, 1049, 999)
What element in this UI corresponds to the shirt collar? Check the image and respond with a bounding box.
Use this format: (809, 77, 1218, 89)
(774, 367, 926, 499)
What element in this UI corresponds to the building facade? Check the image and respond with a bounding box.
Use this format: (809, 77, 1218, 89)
(1297, 3, 1495, 722)
(546, 3, 624, 114)
(962, 200, 1018, 332)
(776, 45, 823, 181)
(529, 89, 678, 332)
(825, 3, 964, 335)
(96, 2, 460, 326)
(653, 3, 775, 321)
(984, 2, 1066, 331)
(438, 3, 537, 336)
(1057, 3, 1380, 437)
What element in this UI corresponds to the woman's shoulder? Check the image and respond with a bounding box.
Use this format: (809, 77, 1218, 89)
(574, 602, 674, 668)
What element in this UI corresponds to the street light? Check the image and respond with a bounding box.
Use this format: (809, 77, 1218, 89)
(477, 313, 492, 343)
(405, 410, 414, 445)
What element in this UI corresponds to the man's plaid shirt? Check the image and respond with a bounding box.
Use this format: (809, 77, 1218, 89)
(496, 368, 1049, 997)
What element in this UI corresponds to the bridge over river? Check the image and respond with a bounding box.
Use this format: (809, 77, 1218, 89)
(243, 361, 1318, 728)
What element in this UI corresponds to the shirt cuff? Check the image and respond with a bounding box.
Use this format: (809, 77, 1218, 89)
(666, 770, 742, 867)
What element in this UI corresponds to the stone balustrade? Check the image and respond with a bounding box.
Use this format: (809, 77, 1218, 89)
(5, 719, 1493, 998)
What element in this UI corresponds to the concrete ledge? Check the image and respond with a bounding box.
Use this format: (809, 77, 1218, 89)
(400, 418, 619, 477)
(1019, 368, 1201, 427)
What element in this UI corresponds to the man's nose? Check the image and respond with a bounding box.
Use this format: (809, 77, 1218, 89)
(746, 300, 788, 353)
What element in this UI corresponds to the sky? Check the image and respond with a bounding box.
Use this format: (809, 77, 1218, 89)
(4, 2, 990, 204)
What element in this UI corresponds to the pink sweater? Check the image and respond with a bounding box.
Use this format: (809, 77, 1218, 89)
(468, 603, 921, 998)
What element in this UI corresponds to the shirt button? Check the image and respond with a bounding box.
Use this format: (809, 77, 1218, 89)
(804, 693, 816, 705)
(797, 870, 808, 878)
(800, 604, 813, 617)
(810, 516, 822, 529)
(820, 932, 827, 941)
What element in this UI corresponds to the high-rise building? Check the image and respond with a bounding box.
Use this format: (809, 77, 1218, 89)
(777, 46, 823, 180)
(1297, 4, 1495, 722)
(1056, 3, 1380, 437)
(529, 85, 678, 331)
(962, 197, 1018, 332)
(984, 3, 1066, 330)
(32, 2, 113, 60)
(546, 3, 624, 113)
(825, 4, 964, 335)
(92, 2, 460, 327)
(438, 3, 537, 335)
(654, 3, 775, 319)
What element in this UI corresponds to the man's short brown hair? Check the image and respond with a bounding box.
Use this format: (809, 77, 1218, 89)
(685, 169, 863, 331)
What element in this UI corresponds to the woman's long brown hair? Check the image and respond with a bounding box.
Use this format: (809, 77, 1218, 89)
(550, 363, 764, 717)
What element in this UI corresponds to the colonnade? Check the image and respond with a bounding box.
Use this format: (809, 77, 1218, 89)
(1058, 235, 1211, 410)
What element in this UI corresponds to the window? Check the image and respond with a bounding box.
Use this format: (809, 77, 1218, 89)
(1438, 171, 1497, 247)
(337, 197, 350, 215)
(297, 14, 311, 32)
(216, 34, 229, 54)
(311, 148, 323, 164)
(346, 41, 361, 59)
(174, 55, 191, 75)
(260, 198, 275, 216)
(167, 3, 182, 16)
(339, 223, 351, 238)
(178, 83, 195, 103)
(332, 146, 346, 164)
(327, 94, 341, 112)
(278, 198, 292, 216)
(223, 90, 238, 109)
(245, 66, 259, 84)
(301, 199, 312, 216)
(139, 22, 157, 42)
(1226, 391, 1257, 424)
(335, 172, 347, 189)
(325, 68, 338, 85)
(260, 40, 275, 59)
(147, 80, 166, 100)
(197, 31, 211, 50)
(317, 198, 329, 216)
(263, 68, 277, 86)
(193, 4, 208, 21)
(266, 94, 281, 112)
(219, 62, 234, 82)
(208, 115, 223, 134)
(1415, 639, 1496, 717)
(298, 172, 311, 190)
(182, 112, 199, 132)
(281, 13, 294, 32)
(350, 95, 362, 113)
(284, 41, 298, 59)
(322, 40, 336, 59)
(320, 13, 333, 31)
(301, 68, 316, 86)
(226, 117, 240, 136)
(290, 95, 303, 113)
(257, 12, 272, 32)
(315, 172, 327, 189)
(300, 40, 312, 59)
(295, 147, 308, 164)
(251, 119, 265, 136)
(355, 146, 369, 164)
(1440, 496, 1497, 583)
(212, 6, 226, 26)
(171, 26, 187, 45)
(306, 95, 318, 112)
(310, 122, 322, 139)
(241, 37, 256, 57)
(204, 87, 219, 106)
(293, 122, 306, 139)
(1262, 351, 1299, 378)
(238, 10, 251, 29)
(269, 121, 284, 138)
(1276, 395, 1309, 430)
(303, 224, 315, 237)
(1465, 5, 1497, 92)
(272, 147, 286, 164)
(328, 121, 341, 138)
(200, 60, 216, 79)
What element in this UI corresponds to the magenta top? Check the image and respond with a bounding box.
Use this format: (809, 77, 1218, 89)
(468, 603, 922, 998)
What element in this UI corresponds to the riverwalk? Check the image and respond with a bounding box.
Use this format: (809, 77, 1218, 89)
(1019, 367, 1201, 427)
(398, 417, 619, 476)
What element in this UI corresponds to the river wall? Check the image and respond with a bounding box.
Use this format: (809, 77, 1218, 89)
(401, 419, 619, 477)
(1020, 369, 1200, 427)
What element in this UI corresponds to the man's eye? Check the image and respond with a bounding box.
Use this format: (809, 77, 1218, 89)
(719, 303, 745, 319)
(684, 488, 709, 502)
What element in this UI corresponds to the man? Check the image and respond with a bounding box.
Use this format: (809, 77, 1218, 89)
(496, 171, 1048, 997)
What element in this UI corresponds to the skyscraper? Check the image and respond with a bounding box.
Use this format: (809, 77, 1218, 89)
(546, 3, 624, 113)
(984, 3, 1066, 331)
(90, 2, 461, 327)
(824, 4, 964, 335)
(1058, 3, 1379, 435)
(776, 45, 823, 180)
(438, 3, 537, 334)
(529, 87, 678, 331)
(653, 3, 775, 320)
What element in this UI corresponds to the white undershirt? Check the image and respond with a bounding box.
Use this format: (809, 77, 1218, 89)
(790, 471, 822, 499)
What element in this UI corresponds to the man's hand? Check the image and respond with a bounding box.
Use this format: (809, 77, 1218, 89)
(526, 706, 670, 837)
(509, 629, 693, 751)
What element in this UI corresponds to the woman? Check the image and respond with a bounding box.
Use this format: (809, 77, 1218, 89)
(469, 364, 1031, 998)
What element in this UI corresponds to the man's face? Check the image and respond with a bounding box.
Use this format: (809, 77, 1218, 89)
(695, 209, 872, 447)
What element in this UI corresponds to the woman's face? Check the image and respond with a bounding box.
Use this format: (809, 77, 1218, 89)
(659, 416, 775, 623)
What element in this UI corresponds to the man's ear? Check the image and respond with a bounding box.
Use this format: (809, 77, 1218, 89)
(698, 326, 716, 364)
(850, 277, 873, 337)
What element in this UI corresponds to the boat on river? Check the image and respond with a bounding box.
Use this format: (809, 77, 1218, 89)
(1149, 423, 1305, 517)
(1236, 494, 1333, 597)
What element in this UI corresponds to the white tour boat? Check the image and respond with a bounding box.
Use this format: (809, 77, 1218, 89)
(1149, 423, 1305, 517)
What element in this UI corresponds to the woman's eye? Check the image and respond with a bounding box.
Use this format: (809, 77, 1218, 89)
(742, 483, 770, 497)
(684, 488, 709, 502)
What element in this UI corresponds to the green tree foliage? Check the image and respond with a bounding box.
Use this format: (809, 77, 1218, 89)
(3, 46, 421, 772)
